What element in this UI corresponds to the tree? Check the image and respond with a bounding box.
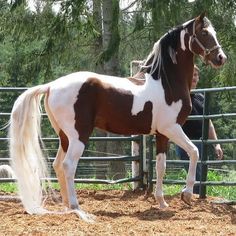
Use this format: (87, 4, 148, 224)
(0, 0, 235, 177)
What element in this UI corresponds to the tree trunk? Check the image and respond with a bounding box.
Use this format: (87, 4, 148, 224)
(102, 0, 120, 76)
(92, 0, 108, 179)
(102, 0, 125, 179)
(93, 0, 103, 74)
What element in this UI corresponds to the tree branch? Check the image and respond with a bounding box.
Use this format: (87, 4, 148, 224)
(121, 0, 139, 12)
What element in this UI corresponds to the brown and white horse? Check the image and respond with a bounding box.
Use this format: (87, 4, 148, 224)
(9, 13, 226, 221)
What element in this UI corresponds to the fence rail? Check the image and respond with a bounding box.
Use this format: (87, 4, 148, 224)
(147, 86, 236, 197)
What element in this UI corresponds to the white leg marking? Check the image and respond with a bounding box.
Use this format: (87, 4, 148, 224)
(62, 139, 84, 209)
(155, 153, 169, 209)
(62, 138, 96, 223)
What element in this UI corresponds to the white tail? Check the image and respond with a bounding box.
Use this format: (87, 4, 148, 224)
(9, 84, 50, 214)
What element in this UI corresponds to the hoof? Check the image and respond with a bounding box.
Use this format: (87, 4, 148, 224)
(155, 195, 169, 209)
(181, 191, 192, 206)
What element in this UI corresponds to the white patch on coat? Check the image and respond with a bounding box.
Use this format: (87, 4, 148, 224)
(207, 24, 217, 37)
(207, 25, 225, 56)
(180, 29, 186, 51)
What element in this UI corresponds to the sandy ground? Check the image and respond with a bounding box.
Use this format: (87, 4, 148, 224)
(0, 189, 236, 236)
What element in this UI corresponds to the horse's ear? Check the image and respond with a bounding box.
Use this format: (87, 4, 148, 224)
(195, 12, 207, 30)
(196, 12, 207, 22)
(200, 11, 207, 20)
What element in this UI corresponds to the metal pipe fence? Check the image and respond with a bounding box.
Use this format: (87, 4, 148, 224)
(0, 87, 144, 186)
(0, 86, 236, 197)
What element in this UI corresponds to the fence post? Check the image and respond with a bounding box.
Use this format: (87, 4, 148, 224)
(199, 91, 210, 198)
(131, 138, 140, 189)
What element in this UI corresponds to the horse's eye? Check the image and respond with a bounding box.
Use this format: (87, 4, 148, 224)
(201, 30, 208, 36)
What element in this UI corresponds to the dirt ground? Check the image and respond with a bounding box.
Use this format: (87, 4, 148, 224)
(0, 189, 236, 236)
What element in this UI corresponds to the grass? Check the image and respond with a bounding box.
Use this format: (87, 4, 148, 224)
(0, 170, 235, 200)
(163, 169, 236, 200)
(0, 182, 133, 193)
(207, 170, 236, 200)
(0, 183, 17, 193)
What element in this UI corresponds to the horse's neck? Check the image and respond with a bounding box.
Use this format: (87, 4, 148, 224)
(177, 49, 194, 90)
(170, 47, 194, 84)
(152, 48, 194, 104)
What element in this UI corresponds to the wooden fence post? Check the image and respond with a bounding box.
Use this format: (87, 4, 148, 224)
(130, 60, 148, 189)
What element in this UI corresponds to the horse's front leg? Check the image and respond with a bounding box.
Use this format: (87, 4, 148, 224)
(155, 134, 169, 209)
(160, 124, 199, 205)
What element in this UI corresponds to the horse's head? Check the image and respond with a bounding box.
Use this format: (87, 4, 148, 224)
(187, 12, 227, 68)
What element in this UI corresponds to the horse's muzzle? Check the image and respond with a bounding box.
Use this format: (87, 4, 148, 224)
(217, 52, 227, 66)
(209, 51, 227, 68)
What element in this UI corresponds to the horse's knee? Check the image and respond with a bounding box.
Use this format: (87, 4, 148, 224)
(62, 159, 74, 179)
(189, 146, 199, 161)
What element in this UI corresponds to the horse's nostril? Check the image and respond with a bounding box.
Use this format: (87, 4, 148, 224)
(218, 53, 227, 65)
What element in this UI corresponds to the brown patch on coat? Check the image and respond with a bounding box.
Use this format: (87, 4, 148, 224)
(73, 77, 153, 144)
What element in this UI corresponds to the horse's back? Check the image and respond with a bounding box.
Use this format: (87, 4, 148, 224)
(49, 71, 136, 92)
(48, 71, 138, 106)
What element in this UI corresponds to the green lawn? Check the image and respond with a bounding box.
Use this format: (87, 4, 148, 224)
(0, 170, 235, 200)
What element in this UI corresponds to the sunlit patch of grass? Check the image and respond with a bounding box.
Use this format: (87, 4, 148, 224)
(75, 183, 132, 191)
(0, 183, 17, 193)
(207, 170, 236, 200)
(0, 170, 235, 200)
(164, 184, 183, 195)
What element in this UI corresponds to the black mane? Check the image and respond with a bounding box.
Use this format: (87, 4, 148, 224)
(140, 19, 194, 81)
(163, 25, 184, 53)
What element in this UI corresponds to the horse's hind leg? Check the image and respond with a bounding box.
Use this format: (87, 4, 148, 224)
(62, 135, 96, 222)
(62, 136, 84, 210)
(53, 145, 68, 207)
(44, 93, 69, 207)
(155, 134, 169, 209)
